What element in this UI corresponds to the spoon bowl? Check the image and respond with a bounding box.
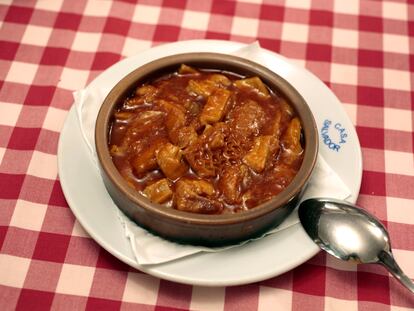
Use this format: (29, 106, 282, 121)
(299, 198, 414, 294)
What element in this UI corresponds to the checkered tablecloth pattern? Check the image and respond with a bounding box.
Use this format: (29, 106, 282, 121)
(1, 0, 413, 310)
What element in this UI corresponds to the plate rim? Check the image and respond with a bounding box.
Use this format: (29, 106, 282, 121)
(58, 39, 362, 286)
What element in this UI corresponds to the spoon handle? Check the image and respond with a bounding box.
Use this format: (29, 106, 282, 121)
(378, 250, 414, 294)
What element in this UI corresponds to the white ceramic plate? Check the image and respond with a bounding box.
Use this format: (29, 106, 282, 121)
(58, 40, 362, 286)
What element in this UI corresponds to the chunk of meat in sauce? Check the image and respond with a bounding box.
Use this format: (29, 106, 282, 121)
(174, 126, 198, 149)
(111, 110, 164, 157)
(234, 77, 269, 97)
(281, 117, 303, 165)
(175, 179, 223, 214)
(136, 85, 158, 101)
(183, 122, 230, 177)
(157, 100, 186, 140)
(209, 74, 232, 87)
(178, 64, 200, 75)
(201, 122, 228, 150)
(199, 88, 231, 125)
(123, 85, 159, 108)
(156, 142, 188, 180)
(113, 111, 135, 121)
(130, 137, 167, 175)
(183, 141, 216, 178)
(128, 111, 164, 136)
(183, 100, 202, 117)
(262, 99, 294, 138)
(218, 164, 248, 205)
(229, 99, 265, 138)
(266, 110, 282, 137)
(143, 178, 173, 204)
(245, 162, 298, 206)
(243, 135, 279, 173)
(110, 144, 125, 157)
(187, 74, 231, 97)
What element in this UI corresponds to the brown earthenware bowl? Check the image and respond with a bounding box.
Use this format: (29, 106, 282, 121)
(95, 53, 318, 246)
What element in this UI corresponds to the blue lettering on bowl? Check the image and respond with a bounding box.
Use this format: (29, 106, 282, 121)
(320, 119, 348, 152)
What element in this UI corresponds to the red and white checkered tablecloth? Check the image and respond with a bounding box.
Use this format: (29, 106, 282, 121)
(1, 0, 413, 310)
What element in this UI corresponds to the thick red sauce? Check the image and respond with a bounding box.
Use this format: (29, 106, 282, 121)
(109, 65, 304, 214)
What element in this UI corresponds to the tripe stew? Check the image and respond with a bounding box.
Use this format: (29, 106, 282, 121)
(109, 64, 304, 214)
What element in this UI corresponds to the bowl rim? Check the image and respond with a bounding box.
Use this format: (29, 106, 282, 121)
(95, 52, 318, 226)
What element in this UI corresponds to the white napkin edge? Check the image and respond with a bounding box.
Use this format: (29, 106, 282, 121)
(73, 87, 110, 161)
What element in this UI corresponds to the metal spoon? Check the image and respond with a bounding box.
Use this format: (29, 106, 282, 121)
(298, 198, 414, 293)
